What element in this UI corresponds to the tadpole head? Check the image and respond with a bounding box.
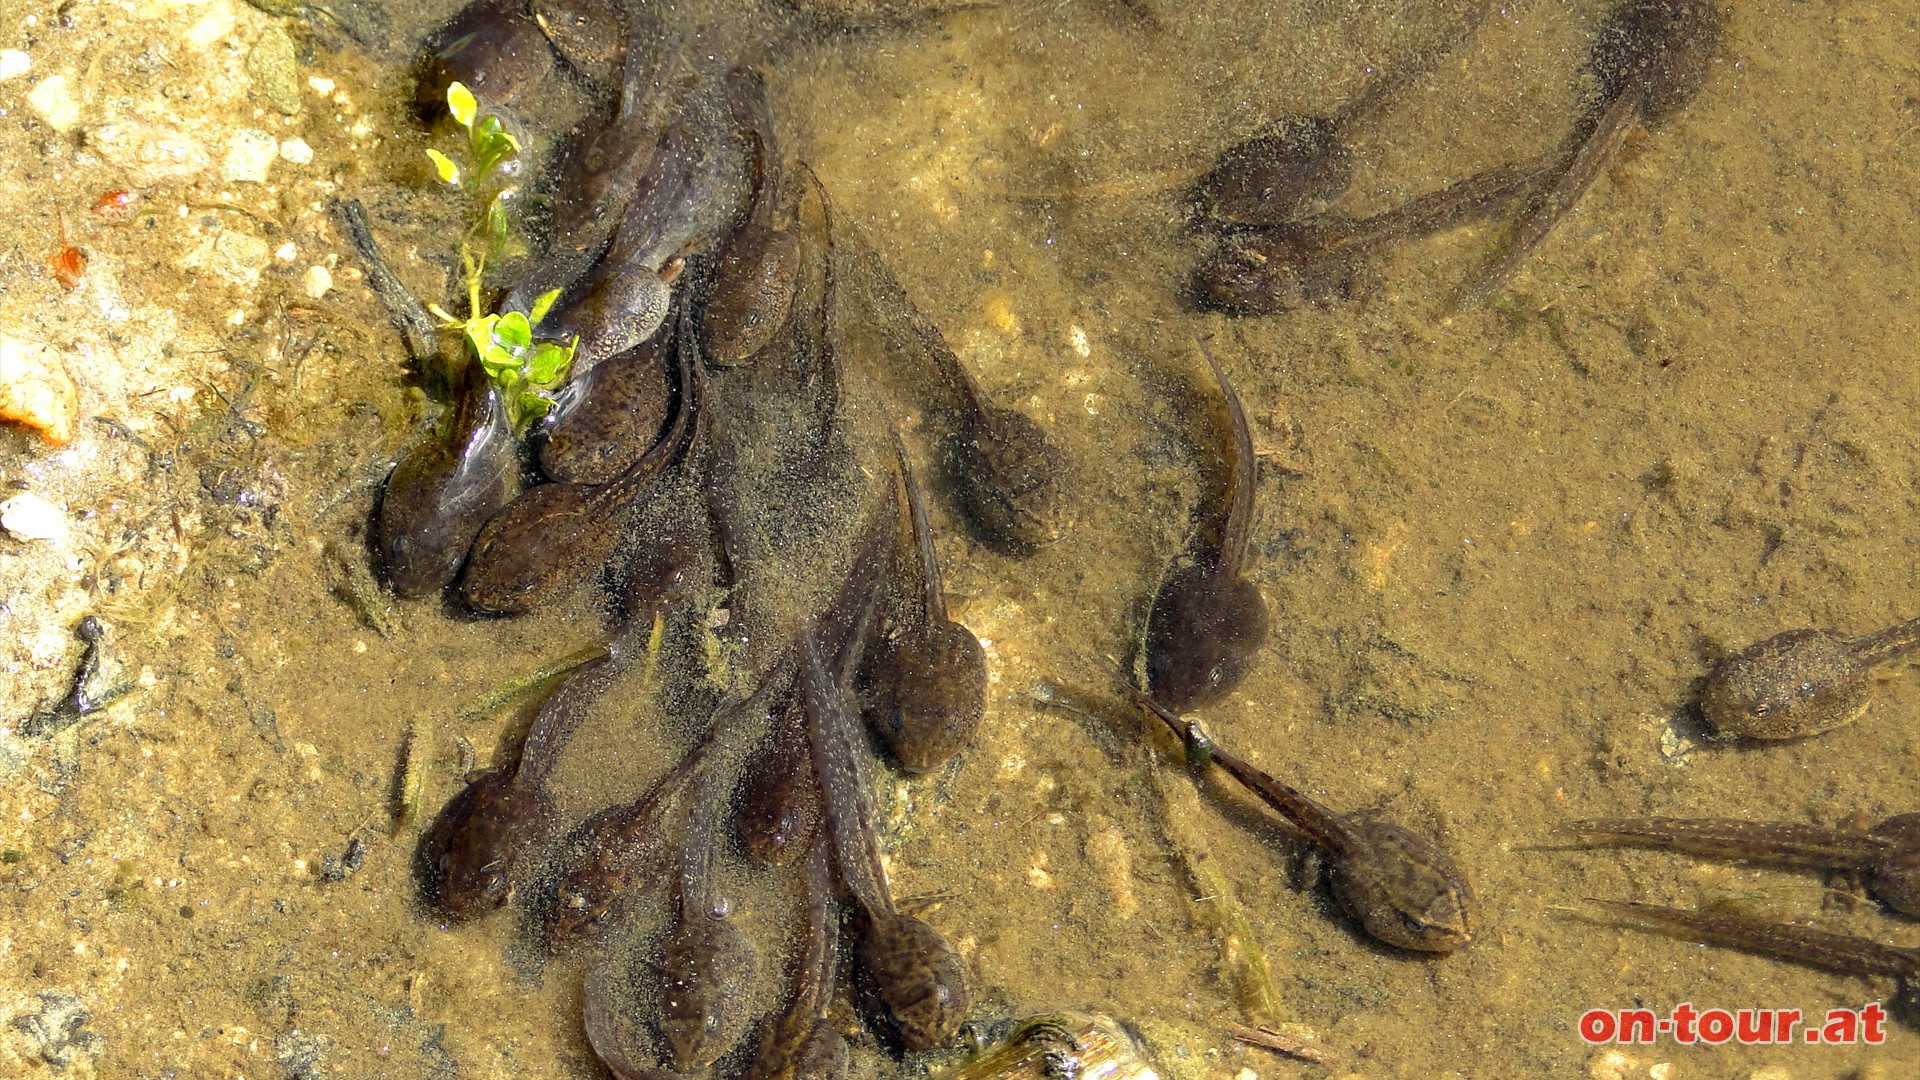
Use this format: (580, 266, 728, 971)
(868, 620, 988, 773)
(1191, 230, 1357, 317)
(1589, 0, 1725, 126)
(414, 0, 558, 121)
(416, 767, 537, 919)
(1331, 814, 1476, 954)
(1700, 627, 1869, 741)
(856, 911, 971, 1052)
(1143, 564, 1269, 713)
(951, 408, 1071, 553)
(1869, 814, 1920, 920)
(1196, 115, 1353, 226)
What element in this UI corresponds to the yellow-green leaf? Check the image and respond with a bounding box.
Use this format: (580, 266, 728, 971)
(447, 81, 478, 129)
(425, 148, 460, 186)
(530, 288, 562, 327)
(494, 311, 532, 350)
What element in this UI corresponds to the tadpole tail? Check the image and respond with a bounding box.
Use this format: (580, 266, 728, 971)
(1452, 88, 1642, 307)
(1567, 817, 1889, 871)
(332, 199, 443, 367)
(1588, 899, 1920, 979)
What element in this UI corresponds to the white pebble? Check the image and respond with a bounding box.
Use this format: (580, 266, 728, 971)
(307, 75, 335, 96)
(278, 136, 313, 165)
(222, 128, 278, 183)
(28, 74, 80, 132)
(184, 1, 237, 49)
(1, 492, 70, 543)
(303, 265, 332, 299)
(0, 50, 30, 81)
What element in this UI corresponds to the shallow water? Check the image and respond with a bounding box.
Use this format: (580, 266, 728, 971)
(2, 1, 1919, 1077)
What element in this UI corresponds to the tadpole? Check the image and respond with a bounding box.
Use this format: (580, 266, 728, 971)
(1142, 341, 1268, 713)
(860, 434, 988, 773)
(1569, 814, 1920, 918)
(1457, 0, 1724, 302)
(846, 238, 1070, 553)
(1195, 0, 1494, 226)
(1701, 614, 1920, 740)
(701, 67, 803, 366)
(801, 626, 969, 1051)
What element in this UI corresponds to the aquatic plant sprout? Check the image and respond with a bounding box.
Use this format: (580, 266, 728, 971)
(423, 82, 578, 431)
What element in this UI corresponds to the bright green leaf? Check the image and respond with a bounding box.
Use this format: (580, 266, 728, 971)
(447, 82, 478, 129)
(425, 148, 460, 186)
(526, 341, 573, 385)
(530, 289, 562, 327)
(494, 311, 533, 350)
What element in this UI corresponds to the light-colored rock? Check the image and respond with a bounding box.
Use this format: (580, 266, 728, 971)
(1, 493, 70, 543)
(222, 128, 278, 183)
(28, 74, 80, 132)
(0, 50, 30, 81)
(183, 229, 270, 284)
(246, 26, 302, 115)
(303, 265, 332, 299)
(0, 334, 80, 446)
(88, 121, 211, 183)
(183, 0, 237, 50)
(278, 137, 313, 165)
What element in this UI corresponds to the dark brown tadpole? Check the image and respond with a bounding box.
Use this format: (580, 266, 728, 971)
(460, 313, 697, 614)
(658, 764, 756, 1071)
(801, 627, 970, 1051)
(418, 652, 618, 918)
(1130, 689, 1474, 953)
(862, 435, 988, 773)
(535, 322, 675, 485)
(1142, 342, 1268, 713)
(1569, 814, 1920, 919)
(1587, 899, 1920, 1010)
(1194, 158, 1549, 316)
(1701, 616, 1920, 740)
(413, 0, 559, 119)
(497, 0, 669, 323)
(1457, 0, 1724, 303)
(1195, 1, 1493, 226)
(734, 694, 824, 866)
(702, 68, 803, 366)
(548, 660, 797, 942)
(374, 365, 522, 600)
(336, 199, 522, 600)
(845, 238, 1070, 552)
(549, 74, 757, 374)
(531, 0, 635, 93)
(743, 839, 850, 1080)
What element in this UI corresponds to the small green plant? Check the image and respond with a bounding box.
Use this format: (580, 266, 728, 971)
(424, 81, 577, 431)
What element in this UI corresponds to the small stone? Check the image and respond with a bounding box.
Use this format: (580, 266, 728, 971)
(278, 136, 312, 164)
(184, 0, 238, 50)
(246, 25, 302, 115)
(28, 74, 80, 132)
(0, 333, 80, 445)
(0, 50, 30, 81)
(88, 121, 210, 183)
(303, 265, 332, 298)
(222, 128, 278, 183)
(1, 493, 70, 543)
(183, 228, 271, 284)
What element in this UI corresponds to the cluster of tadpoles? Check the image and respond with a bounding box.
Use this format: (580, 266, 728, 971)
(341, 0, 1076, 1075)
(345, 0, 1920, 1058)
(1551, 612, 1920, 1013)
(1191, 0, 1725, 314)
